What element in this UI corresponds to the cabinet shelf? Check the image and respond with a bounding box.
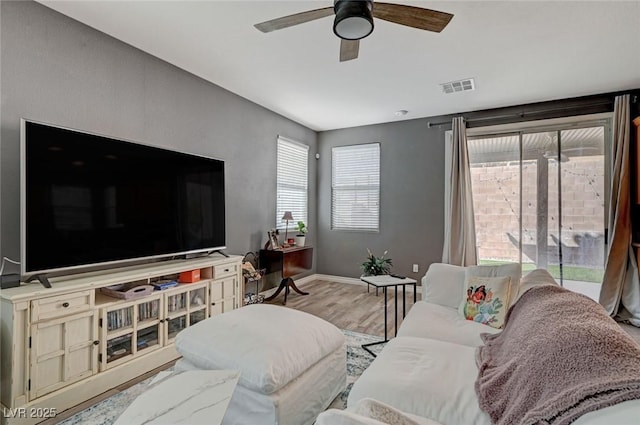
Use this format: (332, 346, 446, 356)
(190, 305, 207, 313)
(106, 326, 134, 339)
(138, 319, 161, 330)
(107, 352, 132, 364)
(166, 309, 187, 319)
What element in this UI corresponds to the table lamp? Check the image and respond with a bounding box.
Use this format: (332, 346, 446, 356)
(281, 211, 294, 245)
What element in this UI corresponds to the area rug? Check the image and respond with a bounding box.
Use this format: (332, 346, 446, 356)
(59, 329, 383, 424)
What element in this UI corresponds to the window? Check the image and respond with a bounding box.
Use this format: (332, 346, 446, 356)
(331, 143, 380, 231)
(276, 137, 308, 230)
(466, 120, 610, 301)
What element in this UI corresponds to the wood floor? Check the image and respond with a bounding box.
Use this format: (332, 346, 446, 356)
(265, 279, 417, 338)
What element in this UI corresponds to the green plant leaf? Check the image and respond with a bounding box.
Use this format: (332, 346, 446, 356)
(361, 250, 392, 275)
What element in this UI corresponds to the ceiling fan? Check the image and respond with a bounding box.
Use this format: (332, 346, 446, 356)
(254, 1, 454, 62)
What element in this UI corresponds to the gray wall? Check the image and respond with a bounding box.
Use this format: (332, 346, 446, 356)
(317, 119, 448, 280)
(0, 1, 318, 281)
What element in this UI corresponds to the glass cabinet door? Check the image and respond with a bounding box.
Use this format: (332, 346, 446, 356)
(100, 294, 162, 370)
(163, 283, 208, 343)
(136, 295, 162, 354)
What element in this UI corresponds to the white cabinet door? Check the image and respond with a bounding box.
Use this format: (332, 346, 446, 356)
(29, 310, 98, 399)
(210, 276, 238, 316)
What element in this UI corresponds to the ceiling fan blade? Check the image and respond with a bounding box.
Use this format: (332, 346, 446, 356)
(373, 3, 453, 33)
(255, 7, 334, 33)
(340, 39, 360, 62)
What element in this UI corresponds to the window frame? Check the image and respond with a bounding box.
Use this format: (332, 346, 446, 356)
(276, 136, 309, 231)
(457, 113, 612, 291)
(331, 142, 381, 232)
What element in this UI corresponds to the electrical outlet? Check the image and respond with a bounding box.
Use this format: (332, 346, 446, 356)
(412, 264, 419, 273)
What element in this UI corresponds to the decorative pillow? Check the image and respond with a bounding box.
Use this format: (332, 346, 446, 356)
(465, 263, 522, 307)
(459, 276, 512, 329)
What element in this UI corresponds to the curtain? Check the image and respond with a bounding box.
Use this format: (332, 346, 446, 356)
(599, 94, 640, 326)
(442, 117, 478, 266)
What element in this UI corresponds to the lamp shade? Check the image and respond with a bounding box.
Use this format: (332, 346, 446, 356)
(281, 211, 294, 221)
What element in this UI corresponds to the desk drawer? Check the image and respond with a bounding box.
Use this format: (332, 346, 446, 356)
(213, 263, 238, 279)
(31, 290, 94, 322)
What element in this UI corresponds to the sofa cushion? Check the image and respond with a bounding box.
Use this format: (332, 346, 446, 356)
(459, 275, 512, 329)
(348, 336, 492, 425)
(397, 301, 500, 346)
(421, 263, 466, 309)
(174, 304, 344, 394)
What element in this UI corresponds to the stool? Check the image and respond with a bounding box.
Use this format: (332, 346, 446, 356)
(175, 304, 346, 425)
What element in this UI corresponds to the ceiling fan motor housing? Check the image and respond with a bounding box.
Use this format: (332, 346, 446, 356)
(333, 0, 374, 40)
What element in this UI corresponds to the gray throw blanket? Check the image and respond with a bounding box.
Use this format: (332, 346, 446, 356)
(475, 284, 640, 425)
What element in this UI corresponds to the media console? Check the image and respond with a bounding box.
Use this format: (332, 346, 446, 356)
(0, 255, 242, 425)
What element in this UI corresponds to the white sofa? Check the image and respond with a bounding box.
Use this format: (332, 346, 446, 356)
(318, 264, 640, 425)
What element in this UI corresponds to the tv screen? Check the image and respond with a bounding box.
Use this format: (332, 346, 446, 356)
(21, 120, 225, 276)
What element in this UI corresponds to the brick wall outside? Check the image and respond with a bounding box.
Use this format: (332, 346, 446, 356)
(470, 156, 605, 267)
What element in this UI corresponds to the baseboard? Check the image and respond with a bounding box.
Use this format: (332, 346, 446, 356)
(261, 274, 422, 294)
(300, 274, 363, 286)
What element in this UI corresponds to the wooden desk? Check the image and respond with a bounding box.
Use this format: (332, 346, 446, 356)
(260, 246, 313, 305)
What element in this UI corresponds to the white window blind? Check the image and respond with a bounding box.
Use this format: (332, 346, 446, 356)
(276, 137, 309, 230)
(332, 143, 380, 231)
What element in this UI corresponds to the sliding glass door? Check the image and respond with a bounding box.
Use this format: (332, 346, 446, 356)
(468, 124, 608, 300)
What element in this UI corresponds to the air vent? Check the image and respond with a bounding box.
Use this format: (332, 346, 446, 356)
(440, 78, 475, 94)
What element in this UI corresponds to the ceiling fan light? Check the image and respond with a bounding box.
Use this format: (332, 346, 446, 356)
(333, 0, 374, 40)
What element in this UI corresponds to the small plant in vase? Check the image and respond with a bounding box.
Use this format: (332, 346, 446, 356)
(295, 221, 308, 247)
(361, 249, 393, 276)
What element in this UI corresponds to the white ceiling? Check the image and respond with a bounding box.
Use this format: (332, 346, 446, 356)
(39, 1, 640, 131)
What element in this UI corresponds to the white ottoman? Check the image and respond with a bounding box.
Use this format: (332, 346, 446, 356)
(175, 304, 346, 425)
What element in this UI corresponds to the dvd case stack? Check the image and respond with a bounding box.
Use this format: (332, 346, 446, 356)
(138, 300, 159, 322)
(168, 293, 187, 313)
(107, 307, 133, 331)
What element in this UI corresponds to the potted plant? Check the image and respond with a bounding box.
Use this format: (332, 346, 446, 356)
(361, 249, 393, 276)
(295, 221, 307, 247)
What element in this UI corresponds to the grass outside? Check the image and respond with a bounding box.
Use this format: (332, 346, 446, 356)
(479, 259, 604, 283)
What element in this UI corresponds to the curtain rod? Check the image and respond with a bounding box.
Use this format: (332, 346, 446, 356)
(426, 98, 615, 128)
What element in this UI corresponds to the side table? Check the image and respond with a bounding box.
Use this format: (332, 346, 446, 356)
(260, 246, 313, 305)
(359, 275, 417, 357)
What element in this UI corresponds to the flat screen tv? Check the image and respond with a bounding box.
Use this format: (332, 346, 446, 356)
(21, 119, 226, 277)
